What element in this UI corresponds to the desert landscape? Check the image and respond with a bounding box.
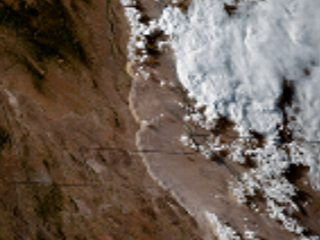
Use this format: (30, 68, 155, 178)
(0, 0, 202, 239)
(1, 0, 320, 240)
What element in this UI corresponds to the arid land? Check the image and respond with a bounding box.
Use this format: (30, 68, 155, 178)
(1, 1, 320, 240)
(0, 1, 202, 239)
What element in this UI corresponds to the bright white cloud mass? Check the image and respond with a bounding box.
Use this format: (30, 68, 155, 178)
(157, 1, 320, 237)
(159, 0, 320, 139)
(122, 0, 320, 238)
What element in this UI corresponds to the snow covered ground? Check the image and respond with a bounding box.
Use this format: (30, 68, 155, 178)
(122, 0, 320, 239)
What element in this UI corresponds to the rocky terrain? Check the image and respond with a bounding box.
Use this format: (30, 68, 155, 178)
(2, 0, 320, 239)
(0, 0, 203, 239)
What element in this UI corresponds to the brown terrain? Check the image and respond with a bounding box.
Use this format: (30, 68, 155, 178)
(1, 0, 320, 240)
(0, 0, 203, 239)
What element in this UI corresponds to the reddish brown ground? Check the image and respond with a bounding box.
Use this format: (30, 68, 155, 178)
(0, 1, 203, 239)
